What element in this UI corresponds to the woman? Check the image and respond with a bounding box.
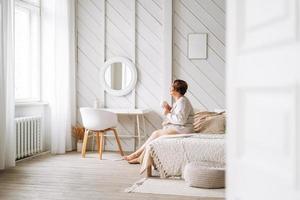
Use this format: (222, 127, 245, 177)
(124, 79, 194, 164)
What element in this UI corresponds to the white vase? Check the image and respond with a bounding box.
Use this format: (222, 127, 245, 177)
(77, 140, 83, 152)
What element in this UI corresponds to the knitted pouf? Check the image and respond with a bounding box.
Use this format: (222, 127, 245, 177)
(183, 161, 225, 189)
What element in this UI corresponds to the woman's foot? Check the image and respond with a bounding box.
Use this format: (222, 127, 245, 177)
(128, 157, 140, 164)
(123, 152, 139, 161)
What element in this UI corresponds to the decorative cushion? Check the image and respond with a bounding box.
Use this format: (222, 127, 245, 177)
(183, 161, 225, 189)
(193, 111, 226, 134)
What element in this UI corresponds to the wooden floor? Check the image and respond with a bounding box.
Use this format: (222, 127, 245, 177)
(0, 152, 223, 200)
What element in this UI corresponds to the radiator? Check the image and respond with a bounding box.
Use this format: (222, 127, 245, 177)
(15, 116, 42, 160)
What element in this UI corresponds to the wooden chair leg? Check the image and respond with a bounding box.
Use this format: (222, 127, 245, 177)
(96, 132, 100, 151)
(82, 129, 89, 158)
(112, 128, 124, 156)
(103, 134, 106, 151)
(99, 132, 104, 160)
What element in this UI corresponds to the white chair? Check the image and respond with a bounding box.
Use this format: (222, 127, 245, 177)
(80, 107, 124, 159)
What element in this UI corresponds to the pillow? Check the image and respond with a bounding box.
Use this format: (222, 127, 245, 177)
(214, 109, 226, 113)
(193, 111, 226, 134)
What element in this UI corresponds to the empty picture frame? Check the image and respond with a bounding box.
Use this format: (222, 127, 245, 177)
(188, 33, 207, 59)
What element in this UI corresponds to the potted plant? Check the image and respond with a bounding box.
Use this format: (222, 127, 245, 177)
(72, 125, 85, 152)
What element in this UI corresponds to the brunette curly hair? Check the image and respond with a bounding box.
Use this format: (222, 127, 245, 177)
(172, 79, 188, 95)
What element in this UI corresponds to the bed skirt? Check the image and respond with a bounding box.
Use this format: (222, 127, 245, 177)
(140, 134, 225, 178)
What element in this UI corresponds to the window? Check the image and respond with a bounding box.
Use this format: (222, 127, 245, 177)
(14, 0, 40, 101)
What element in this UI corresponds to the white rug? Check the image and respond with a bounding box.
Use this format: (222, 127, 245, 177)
(125, 178, 225, 198)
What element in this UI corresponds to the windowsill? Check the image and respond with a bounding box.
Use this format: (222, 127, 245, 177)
(15, 101, 49, 107)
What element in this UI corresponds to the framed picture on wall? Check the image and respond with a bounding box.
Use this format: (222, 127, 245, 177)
(188, 33, 207, 59)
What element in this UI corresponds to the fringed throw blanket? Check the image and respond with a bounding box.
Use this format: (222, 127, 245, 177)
(140, 134, 225, 178)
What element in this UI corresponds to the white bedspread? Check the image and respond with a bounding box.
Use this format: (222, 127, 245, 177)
(140, 134, 225, 178)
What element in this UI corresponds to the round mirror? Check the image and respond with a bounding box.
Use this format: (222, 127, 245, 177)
(101, 57, 137, 96)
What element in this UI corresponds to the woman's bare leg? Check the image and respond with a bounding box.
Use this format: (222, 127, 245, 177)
(124, 128, 178, 161)
(124, 130, 162, 161)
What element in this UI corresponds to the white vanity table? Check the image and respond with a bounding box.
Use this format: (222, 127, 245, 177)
(99, 57, 151, 150)
(103, 108, 151, 149)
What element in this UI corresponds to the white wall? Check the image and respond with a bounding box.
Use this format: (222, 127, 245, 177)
(173, 0, 225, 109)
(76, 0, 225, 151)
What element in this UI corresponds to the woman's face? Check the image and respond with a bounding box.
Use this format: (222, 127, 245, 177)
(169, 85, 178, 97)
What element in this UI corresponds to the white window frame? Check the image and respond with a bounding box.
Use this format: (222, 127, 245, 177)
(15, 0, 41, 103)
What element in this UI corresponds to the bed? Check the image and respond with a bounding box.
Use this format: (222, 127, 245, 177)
(140, 133, 225, 178)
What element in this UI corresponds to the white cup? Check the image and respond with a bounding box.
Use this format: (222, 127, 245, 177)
(160, 100, 168, 108)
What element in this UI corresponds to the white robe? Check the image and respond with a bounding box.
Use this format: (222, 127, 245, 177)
(162, 96, 194, 134)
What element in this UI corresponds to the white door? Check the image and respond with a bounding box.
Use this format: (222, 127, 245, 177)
(227, 0, 300, 200)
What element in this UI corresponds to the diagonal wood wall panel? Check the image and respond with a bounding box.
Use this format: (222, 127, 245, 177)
(173, 0, 226, 110)
(76, 0, 226, 152)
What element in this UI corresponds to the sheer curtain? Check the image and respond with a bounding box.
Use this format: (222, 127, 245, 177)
(0, 0, 15, 169)
(41, 0, 76, 154)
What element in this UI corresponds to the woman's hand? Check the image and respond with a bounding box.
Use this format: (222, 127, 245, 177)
(163, 108, 170, 115)
(163, 103, 171, 110)
(163, 104, 171, 115)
